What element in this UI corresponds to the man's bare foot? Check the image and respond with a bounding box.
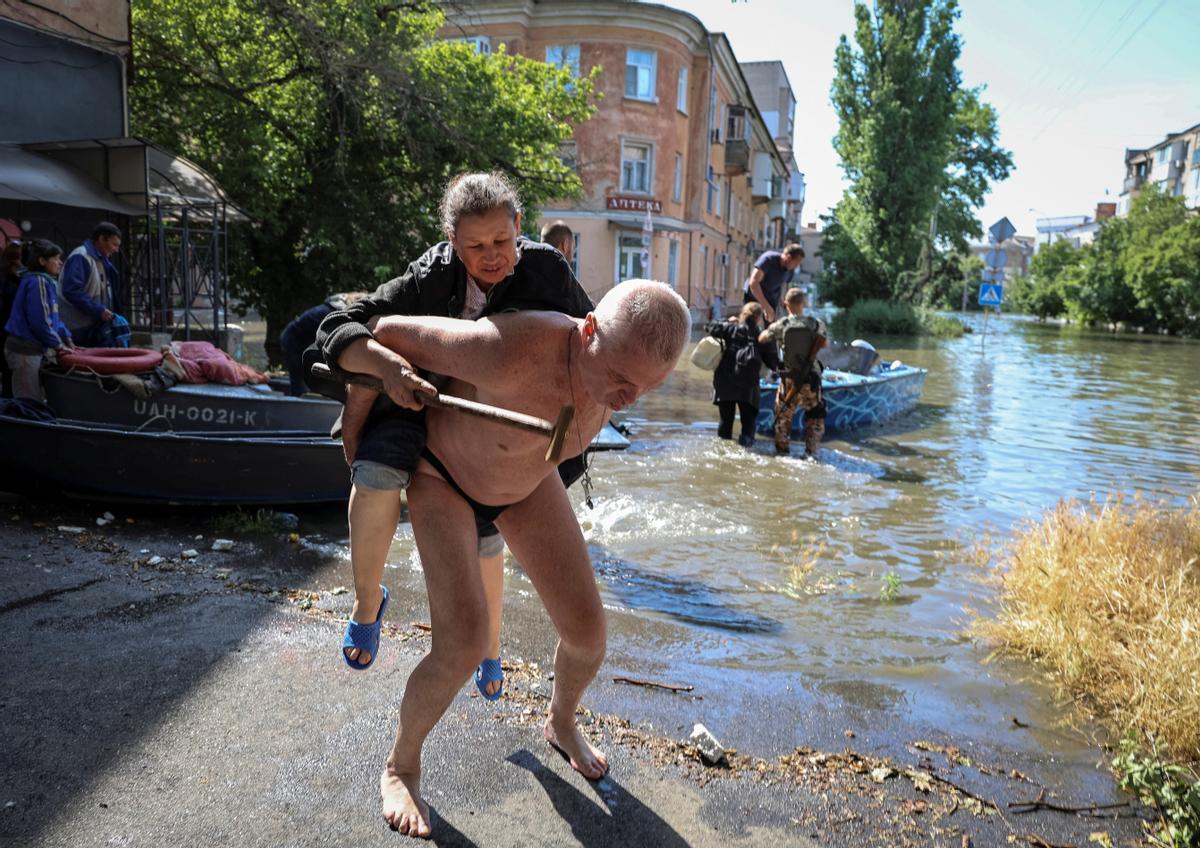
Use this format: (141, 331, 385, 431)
(380, 767, 431, 838)
(344, 585, 385, 665)
(544, 719, 609, 779)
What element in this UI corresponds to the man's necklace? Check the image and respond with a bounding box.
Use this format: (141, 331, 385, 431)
(565, 327, 595, 510)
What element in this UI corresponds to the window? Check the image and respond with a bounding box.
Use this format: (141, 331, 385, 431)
(570, 233, 580, 277)
(1156, 147, 1170, 164)
(618, 235, 647, 282)
(676, 66, 688, 113)
(701, 244, 709, 290)
(706, 166, 715, 212)
(558, 141, 577, 172)
(667, 240, 679, 288)
(625, 48, 656, 100)
(461, 35, 491, 56)
(673, 154, 683, 202)
(727, 106, 748, 142)
(621, 141, 652, 193)
(713, 177, 722, 219)
(761, 111, 779, 137)
(546, 44, 580, 79)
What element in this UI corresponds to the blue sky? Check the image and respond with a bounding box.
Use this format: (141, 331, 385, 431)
(662, 0, 1200, 239)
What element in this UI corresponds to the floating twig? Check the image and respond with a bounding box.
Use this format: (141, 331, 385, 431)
(612, 675, 694, 693)
(411, 621, 432, 632)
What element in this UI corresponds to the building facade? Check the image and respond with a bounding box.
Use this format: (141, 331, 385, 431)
(1118, 121, 1200, 215)
(1, 1, 130, 144)
(440, 1, 795, 320)
(739, 60, 805, 240)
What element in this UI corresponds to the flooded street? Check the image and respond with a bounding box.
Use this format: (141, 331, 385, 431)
(350, 314, 1199, 767)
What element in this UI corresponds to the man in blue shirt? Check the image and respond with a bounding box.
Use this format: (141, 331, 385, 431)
(59, 222, 125, 347)
(742, 243, 805, 323)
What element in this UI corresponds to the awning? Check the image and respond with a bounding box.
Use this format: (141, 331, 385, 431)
(605, 214, 694, 234)
(146, 144, 249, 222)
(17, 137, 249, 222)
(0, 144, 145, 216)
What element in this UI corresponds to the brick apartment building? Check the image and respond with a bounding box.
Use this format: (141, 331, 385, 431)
(441, 1, 804, 320)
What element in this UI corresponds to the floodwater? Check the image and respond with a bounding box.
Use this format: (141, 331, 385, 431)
(374, 313, 1199, 765)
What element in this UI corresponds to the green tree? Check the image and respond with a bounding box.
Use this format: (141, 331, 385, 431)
(1123, 187, 1200, 334)
(822, 0, 1010, 307)
(924, 251, 981, 310)
(1069, 215, 1146, 328)
(130, 0, 596, 358)
(1018, 238, 1080, 319)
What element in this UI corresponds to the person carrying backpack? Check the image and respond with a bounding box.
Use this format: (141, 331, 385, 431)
(706, 301, 777, 446)
(760, 288, 827, 458)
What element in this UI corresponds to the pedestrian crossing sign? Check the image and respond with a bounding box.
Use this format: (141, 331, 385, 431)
(978, 283, 1004, 306)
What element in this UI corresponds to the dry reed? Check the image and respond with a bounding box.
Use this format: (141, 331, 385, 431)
(971, 495, 1200, 764)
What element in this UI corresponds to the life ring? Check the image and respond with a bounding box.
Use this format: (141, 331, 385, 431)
(59, 347, 164, 375)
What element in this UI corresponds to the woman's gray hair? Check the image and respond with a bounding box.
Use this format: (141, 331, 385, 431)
(439, 172, 523, 237)
(594, 279, 692, 365)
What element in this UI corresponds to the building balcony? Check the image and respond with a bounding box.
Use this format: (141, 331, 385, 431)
(724, 138, 749, 175)
(1123, 174, 1145, 193)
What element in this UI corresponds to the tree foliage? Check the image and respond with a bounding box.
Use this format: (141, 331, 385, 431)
(821, 0, 1011, 308)
(1012, 188, 1200, 335)
(129, 0, 596, 355)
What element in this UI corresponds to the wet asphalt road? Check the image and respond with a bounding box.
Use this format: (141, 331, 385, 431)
(0, 501, 1149, 847)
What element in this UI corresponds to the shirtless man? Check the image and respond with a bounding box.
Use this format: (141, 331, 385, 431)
(335, 279, 691, 837)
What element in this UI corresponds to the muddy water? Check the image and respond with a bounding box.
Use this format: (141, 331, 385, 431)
(368, 314, 1198, 764)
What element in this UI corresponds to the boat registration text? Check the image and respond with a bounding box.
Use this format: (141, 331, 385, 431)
(133, 400, 260, 426)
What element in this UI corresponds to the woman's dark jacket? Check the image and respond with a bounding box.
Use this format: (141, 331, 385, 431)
(308, 237, 594, 482)
(706, 320, 778, 407)
(312, 237, 593, 399)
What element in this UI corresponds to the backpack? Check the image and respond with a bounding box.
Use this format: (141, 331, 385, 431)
(732, 336, 762, 382)
(780, 318, 827, 375)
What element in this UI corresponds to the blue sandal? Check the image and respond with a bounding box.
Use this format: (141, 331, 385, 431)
(341, 585, 389, 670)
(475, 656, 504, 700)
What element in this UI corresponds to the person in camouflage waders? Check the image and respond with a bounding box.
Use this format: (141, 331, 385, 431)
(760, 288, 826, 458)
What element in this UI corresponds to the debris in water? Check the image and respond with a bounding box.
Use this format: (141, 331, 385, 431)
(689, 723, 726, 766)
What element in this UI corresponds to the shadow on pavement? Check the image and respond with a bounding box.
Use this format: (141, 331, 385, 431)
(507, 749, 690, 848)
(0, 499, 340, 845)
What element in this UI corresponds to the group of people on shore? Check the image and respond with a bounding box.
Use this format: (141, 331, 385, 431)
(302, 172, 689, 837)
(1, 222, 127, 400)
(705, 244, 827, 458)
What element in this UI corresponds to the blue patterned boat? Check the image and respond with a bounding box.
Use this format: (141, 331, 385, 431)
(757, 362, 927, 436)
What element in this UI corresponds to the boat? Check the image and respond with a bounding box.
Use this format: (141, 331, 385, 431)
(0, 415, 350, 505)
(38, 366, 631, 451)
(757, 361, 928, 436)
(0, 412, 630, 506)
(40, 366, 342, 433)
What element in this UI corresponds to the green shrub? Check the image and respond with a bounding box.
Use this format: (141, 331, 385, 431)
(831, 299, 921, 336)
(830, 299, 965, 338)
(917, 309, 968, 338)
(1113, 735, 1200, 847)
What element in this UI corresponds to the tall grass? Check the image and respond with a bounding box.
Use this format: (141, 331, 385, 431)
(830, 299, 966, 339)
(971, 496, 1200, 763)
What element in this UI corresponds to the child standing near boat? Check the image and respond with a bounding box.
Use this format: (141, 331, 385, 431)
(760, 288, 826, 458)
(3, 239, 74, 400)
